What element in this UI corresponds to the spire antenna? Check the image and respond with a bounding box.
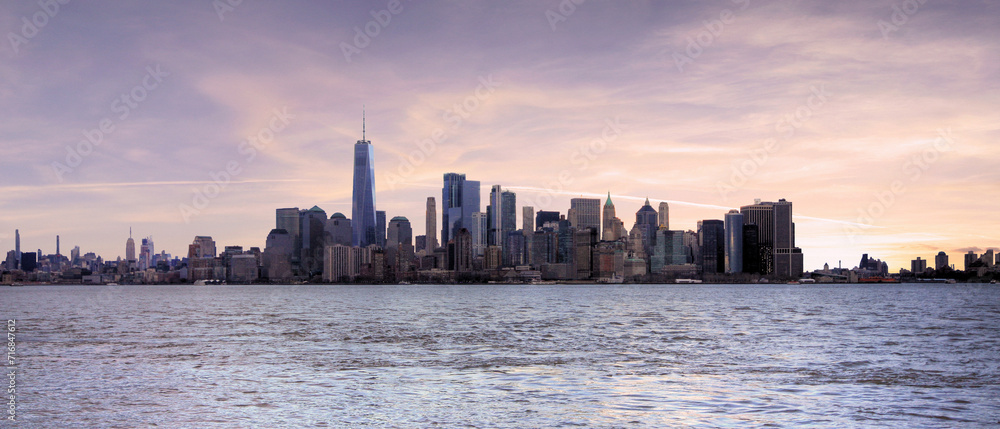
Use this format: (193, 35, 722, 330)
(362, 106, 366, 142)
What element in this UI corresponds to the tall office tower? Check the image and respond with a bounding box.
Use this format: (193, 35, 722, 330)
(504, 231, 526, 267)
(15, 229, 20, 269)
(276, 207, 302, 264)
(556, 218, 574, 264)
(125, 228, 136, 264)
(386, 216, 413, 249)
(658, 202, 670, 230)
(70, 246, 80, 265)
(634, 198, 658, 256)
(488, 185, 503, 246)
(189, 236, 217, 258)
(522, 205, 535, 266)
(140, 237, 154, 270)
(487, 186, 517, 247)
(453, 228, 473, 273)
(740, 198, 802, 277)
(263, 228, 294, 281)
(470, 212, 488, 257)
(426, 197, 438, 250)
(326, 213, 353, 246)
(573, 227, 597, 280)
(375, 211, 387, 248)
(742, 224, 760, 274)
(724, 210, 744, 274)
(535, 210, 560, 230)
(602, 193, 617, 241)
(441, 173, 481, 244)
(568, 198, 600, 233)
(982, 249, 996, 268)
(911, 257, 927, 274)
(300, 206, 328, 253)
(352, 111, 378, 247)
(651, 229, 686, 273)
(934, 251, 949, 271)
(522, 206, 534, 233)
(964, 251, 977, 271)
(698, 220, 725, 274)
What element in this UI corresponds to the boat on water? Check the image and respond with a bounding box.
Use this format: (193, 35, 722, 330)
(675, 279, 703, 284)
(9, 282, 24, 287)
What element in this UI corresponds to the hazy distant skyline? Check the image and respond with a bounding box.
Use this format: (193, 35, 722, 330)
(2, 0, 998, 271)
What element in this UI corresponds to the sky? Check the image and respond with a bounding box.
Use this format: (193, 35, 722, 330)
(1, 0, 998, 272)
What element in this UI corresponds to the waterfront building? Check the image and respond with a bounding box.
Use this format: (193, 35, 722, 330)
(568, 198, 600, 235)
(935, 251, 949, 271)
(724, 210, 743, 274)
(426, 197, 438, 250)
(441, 173, 481, 244)
(352, 113, 378, 247)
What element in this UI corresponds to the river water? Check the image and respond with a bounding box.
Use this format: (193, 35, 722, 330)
(2, 283, 999, 427)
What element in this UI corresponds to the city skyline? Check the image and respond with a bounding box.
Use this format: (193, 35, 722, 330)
(1, 1, 998, 271)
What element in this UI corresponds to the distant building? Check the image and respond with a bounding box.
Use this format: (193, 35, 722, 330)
(602, 193, 617, 241)
(634, 198, 658, 257)
(125, 229, 136, 268)
(724, 210, 743, 274)
(442, 173, 481, 244)
(326, 213, 352, 246)
(276, 207, 302, 265)
(698, 220, 725, 274)
(426, 197, 438, 250)
(535, 210, 560, 230)
(965, 251, 978, 271)
(263, 228, 293, 281)
(657, 202, 669, 230)
(229, 254, 259, 283)
(935, 251, 949, 271)
(740, 199, 802, 277)
(911, 257, 927, 274)
(568, 198, 600, 235)
(323, 244, 356, 282)
(375, 210, 387, 248)
(470, 212, 488, 257)
(352, 114, 378, 247)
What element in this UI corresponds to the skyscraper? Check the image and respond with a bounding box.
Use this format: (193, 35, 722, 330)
(522, 206, 534, 233)
(326, 213, 352, 246)
(568, 198, 600, 233)
(125, 228, 136, 264)
(724, 210, 743, 274)
(657, 202, 669, 230)
(352, 111, 377, 247)
(602, 193, 616, 241)
(634, 198, 658, 256)
(426, 197, 438, 250)
(740, 199, 802, 277)
(698, 220, 725, 274)
(470, 211, 488, 257)
(935, 251, 949, 270)
(441, 173, 480, 244)
(276, 207, 302, 264)
(375, 210, 387, 248)
(535, 210, 560, 229)
(15, 229, 20, 269)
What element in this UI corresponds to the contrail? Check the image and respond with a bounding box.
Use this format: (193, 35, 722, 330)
(1, 179, 306, 194)
(505, 186, 882, 229)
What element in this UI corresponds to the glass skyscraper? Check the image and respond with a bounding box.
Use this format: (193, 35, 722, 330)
(352, 114, 377, 247)
(441, 173, 480, 244)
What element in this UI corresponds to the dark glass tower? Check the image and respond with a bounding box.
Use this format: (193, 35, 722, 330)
(352, 112, 377, 247)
